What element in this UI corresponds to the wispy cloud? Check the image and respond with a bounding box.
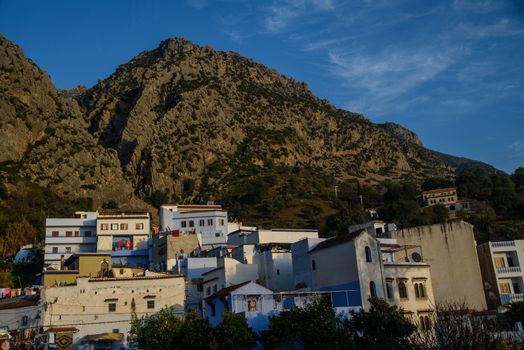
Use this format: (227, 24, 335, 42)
(186, 0, 208, 9)
(263, 0, 335, 33)
(327, 45, 460, 113)
(457, 18, 524, 39)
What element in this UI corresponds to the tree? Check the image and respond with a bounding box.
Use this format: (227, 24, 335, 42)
(264, 297, 348, 350)
(101, 200, 118, 209)
(212, 312, 258, 350)
(504, 301, 524, 325)
(348, 297, 416, 350)
(431, 204, 449, 224)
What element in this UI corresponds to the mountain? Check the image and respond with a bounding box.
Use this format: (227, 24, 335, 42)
(0, 35, 497, 225)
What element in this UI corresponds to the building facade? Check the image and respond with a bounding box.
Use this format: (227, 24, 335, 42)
(477, 240, 524, 309)
(96, 209, 151, 267)
(159, 204, 228, 249)
(421, 187, 458, 207)
(392, 220, 487, 310)
(44, 212, 97, 270)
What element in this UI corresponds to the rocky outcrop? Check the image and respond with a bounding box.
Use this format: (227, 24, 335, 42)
(0, 35, 495, 208)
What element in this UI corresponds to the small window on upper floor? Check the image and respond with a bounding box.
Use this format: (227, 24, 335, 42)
(215, 232, 221, 237)
(147, 300, 155, 309)
(181, 221, 187, 228)
(189, 220, 194, 228)
(120, 223, 128, 230)
(365, 246, 372, 262)
(108, 303, 116, 312)
(208, 219, 214, 226)
(74, 231, 80, 237)
(136, 223, 144, 230)
(311, 260, 316, 271)
(399, 281, 408, 299)
(65, 231, 73, 237)
(111, 223, 119, 230)
(101, 224, 108, 230)
(21, 316, 28, 327)
(85, 231, 92, 237)
(369, 281, 377, 298)
(199, 219, 205, 227)
(219, 219, 225, 226)
(52, 247, 58, 254)
(52, 231, 59, 237)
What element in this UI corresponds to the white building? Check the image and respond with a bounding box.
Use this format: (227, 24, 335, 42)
(159, 204, 228, 249)
(204, 281, 359, 335)
(0, 295, 41, 348)
(478, 240, 524, 309)
(202, 258, 258, 298)
(41, 273, 185, 349)
(291, 237, 326, 289)
(307, 229, 386, 310)
(227, 228, 319, 246)
(44, 212, 97, 270)
(96, 209, 151, 267)
(252, 243, 295, 292)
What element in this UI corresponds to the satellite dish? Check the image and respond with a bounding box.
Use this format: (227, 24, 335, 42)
(411, 252, 422, 262)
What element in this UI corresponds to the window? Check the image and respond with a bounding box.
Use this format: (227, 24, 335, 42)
(311, 260, 316, 271)
(52, 247, 58, 254)
(248, 299, 257, 311)
(112, 329, 119, 334)
(399, 281, 408, 299)
(507, 256, 515, 267)
(66, 231, 73, 237)
(213, 285, 218, 293)
(21, 316, 28, 327)
(215, 232, 221, 237)
(500, 282, 511, 294)
(276, 269, 280, 275)
(181, 221, 187, 228)
(369, 281, 377, 297)
(120, 223, 128, 230)
(211, 303, 216, 317)
(386, 281, 394, 300)
(494, 257, 506, 268)
(108, 303, 116, 312)
(136, 223, 144, 230)
(219, 219, 225, 226)
(65, 247, 71, 253)
(74, 231, 80, 237)
(199, 219, 205, 227)
(513, 282, 521, 294)
(147, 300, 155, 309)
(101, 224, 108, 230)
(207, 219, 213, 226)
(415, 283, 426, 298)
(365, 246, 372, 262)
(52, 231, 59, 237)
(85, 231, 92, 237)
(111, 223, 118, 230)
(419, 316, 431, 331)
(206, 287, 211, 296)
(189, 220, 194, 227)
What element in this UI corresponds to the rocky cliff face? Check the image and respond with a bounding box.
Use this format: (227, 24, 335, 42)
(0, 35, 493, 210)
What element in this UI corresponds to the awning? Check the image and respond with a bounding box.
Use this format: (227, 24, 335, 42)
(83, 333, 124, 342)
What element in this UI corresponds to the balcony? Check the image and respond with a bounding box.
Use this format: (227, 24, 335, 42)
(497, 266, 522, 274)
(45, 236, 97, 244)
(501, 293, 524, 305)
(492, 241, 516, 248)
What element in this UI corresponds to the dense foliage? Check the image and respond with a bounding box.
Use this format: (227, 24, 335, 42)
(129, 309, 257, 350)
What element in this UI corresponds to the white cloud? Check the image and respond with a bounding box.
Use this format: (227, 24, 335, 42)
(263, 0, 335, 33)
(327, 45, 458, 113)
(457, 18, 524, 39)
(186, 0, 207, 9)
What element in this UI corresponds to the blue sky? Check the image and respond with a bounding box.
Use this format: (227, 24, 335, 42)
(1, 0, 523, 173)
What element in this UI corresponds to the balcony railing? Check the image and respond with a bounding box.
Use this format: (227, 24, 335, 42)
(497, 266, 522, 274)
(492, 241, 516, 248)
(501, 293, 524, 305)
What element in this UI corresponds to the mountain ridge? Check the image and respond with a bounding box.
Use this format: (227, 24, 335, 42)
(0, 35, 497, 218)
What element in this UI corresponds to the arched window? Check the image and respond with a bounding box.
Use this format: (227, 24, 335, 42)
(419, 315, 431, 331)
(415, 283, 427, 298)
(399, 281, 408, 299)
(386, 281, 394, 300)
(365, 246, 372, 262)
(369, 281, 377, 297)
